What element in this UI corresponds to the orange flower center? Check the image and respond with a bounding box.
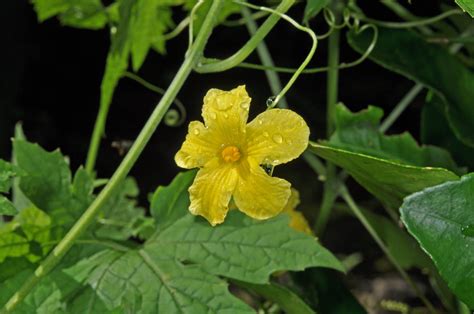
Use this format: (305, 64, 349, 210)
(221, 146, 241, 163)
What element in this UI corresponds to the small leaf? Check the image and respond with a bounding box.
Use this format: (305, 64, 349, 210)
(303, 0, 330, 24)
(150, 170, 197, 229)
(455, 0, 474, 17)
(347, 27, 474, 147)
(0, 197, 17, 216)
(310, 143, 458, 209)
(400, 174, 474, 309)
(184, 0, 240, 35)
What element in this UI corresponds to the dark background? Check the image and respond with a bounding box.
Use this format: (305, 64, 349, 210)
(0, 0, 439, 219)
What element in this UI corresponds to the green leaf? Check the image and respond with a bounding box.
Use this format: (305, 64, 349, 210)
(310, 143, 458, 209)
(293, 269, 367, 314)
(303, 0, 330, 24)
(65, 249, 255, 313)
(95, 178, 153, 241)
(329, 104, 463, 174)
(362, 209, 431, 270)
(13, 140, 72, 212)
(100, 0, 135, 114)
(347, 27, 474, 147)
(234, 280, 316, 314)
(65, 171, 342, 312)
(455, 0, 474, 17)
(0, 232, 29, 263)
(32, 0, 107, 29)
(421, 92, 474, 171)
(13, 140, 94, 237)
(400, 174, 474, 309)
(0, 159, 21, 215)
(130, 1, 174, 71)
(0, 269, 63, 314)
(150, 169, 197, 229)
(184, 0, 240, 35)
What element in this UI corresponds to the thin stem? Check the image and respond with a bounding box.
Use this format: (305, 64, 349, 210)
(122, 71, 186, 126)
(314, 0, 342, 235)
(163, 17, 190, 40)
(223, 10, 270, 27)
(85, 99, 109, 174)
(233, 23, 377, 74)
(236, 1, 317, 107)
(242, 6, 288, 109)
(354, 9, 463, 29)
(379, 84, 424, 133)
(0, 1, 224, 312)
(195, 0, 295, 73)
(340, 186, 437, 314)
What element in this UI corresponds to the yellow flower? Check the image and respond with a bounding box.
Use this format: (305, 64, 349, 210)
(283, 189, 313, 235)
(175, 86, 309, 226)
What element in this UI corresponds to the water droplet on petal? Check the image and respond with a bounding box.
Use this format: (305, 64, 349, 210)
(258, 119, 263, 125)
(223, 113, 229, 119)
(209, 111, 217, 120)
(240, 101, 250, 110)
(216, 97, 232, 111)
(193, 128, 200, 135)
(263, 132, 269, 138)
(461, 225, 474, 237)
(272, 134, 283, 144)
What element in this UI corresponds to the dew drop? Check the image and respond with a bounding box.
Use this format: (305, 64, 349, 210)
(110, 26, 118, 35)
(272, 134, 283, 144)
(193, 128, 200, 135)
(266, 96, 276, 108)
(240, 101, 250, 110)
(461, 225, 474, 237)
(263, 132, 269, 138)
(209, 111, 217, 120)
(216, 97, 232, 111)
(223, 113, 229, 119)
(258, 118, 264, 125)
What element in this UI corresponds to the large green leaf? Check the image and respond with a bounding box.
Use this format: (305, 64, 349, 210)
(421, 92, 474, 171)
(310, 144, 458, 209)
(65, 171, 342, 312)
(13, 140, 93, 236)
(309, 104, 460, 208)
(455, 0, 474, 17)
(329, 104, 462, 174)
(347, 27, 474, 147)
(400, 174, 474, 309)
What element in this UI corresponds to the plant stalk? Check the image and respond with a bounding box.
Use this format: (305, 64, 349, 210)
(314, 0, 342, 236)
(0, 1, 224, 312)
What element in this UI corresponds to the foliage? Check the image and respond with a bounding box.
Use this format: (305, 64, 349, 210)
(2, 0, 474, 313)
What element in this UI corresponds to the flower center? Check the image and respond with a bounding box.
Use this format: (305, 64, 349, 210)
(221, 146, 241, 163)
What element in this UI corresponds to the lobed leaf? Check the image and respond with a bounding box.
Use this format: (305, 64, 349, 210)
(455, 0, 474, 17)
(400, 174, 474, 309)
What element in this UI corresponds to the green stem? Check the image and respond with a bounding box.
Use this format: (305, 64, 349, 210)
(314, 1, 342, 235)
(0, 1, 224, 312)
(85, 97, 109, 174)
(232, 280, 316, 314)
(339, 186, 438, 314)
(195, 0, 295, 73)
(379, 84, 424, 133)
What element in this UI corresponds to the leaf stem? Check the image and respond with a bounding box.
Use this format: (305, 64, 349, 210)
(0, 1, 224, 312)
(195, 0, 295, 73)
(314, 0, 343, 235)
(339, 186, 438, 314)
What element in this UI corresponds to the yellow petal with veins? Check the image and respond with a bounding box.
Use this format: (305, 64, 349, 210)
(246, 109, 309, 166)
(201, 85, 251, 145)
(189, 165, 238, 226)
(233, 159, 291, 220)
(287, 210, 313, 235)
(175, 121, 221, 169)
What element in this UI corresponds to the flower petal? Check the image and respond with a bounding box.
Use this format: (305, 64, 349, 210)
(175, 121, 220, 169)
(201, 85, 251, 145)
(287, 210, 313, 235)
(189, 165, 238, 226)
(233, 161, 291, 220)
(246, 109, 309, 165)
